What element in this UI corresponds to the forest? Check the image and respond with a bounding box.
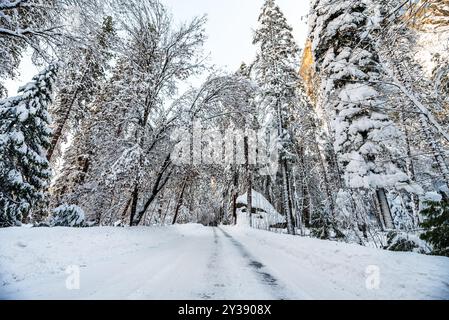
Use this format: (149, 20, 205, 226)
(1, 0, 449, 261)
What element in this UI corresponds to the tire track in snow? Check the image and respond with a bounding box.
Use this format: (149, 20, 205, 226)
(197, 227, 224, 300)
(217, 227, 289, 300)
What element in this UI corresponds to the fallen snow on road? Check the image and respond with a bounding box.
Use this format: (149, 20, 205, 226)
(0, 224, 448, 300)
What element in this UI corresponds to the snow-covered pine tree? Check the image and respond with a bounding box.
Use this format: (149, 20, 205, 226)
(420, 198, 449, 257)
(0, 0, 102, 99)
(253, 0, 301, 235)
(47, 15, 116, 162)
(375, 0, 449, 217)
(0, 64, 58, 227)
(308, 0, 414, 230)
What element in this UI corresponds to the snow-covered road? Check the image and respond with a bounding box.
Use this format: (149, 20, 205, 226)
(1, 224, 448, 300)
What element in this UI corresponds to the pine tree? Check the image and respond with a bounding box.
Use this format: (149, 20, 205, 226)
(376, 0, 449, 215)
(0, 64, 58, 227)
(420, 200, 449, 257)
(47, 15, 116, 162)
(308, 0, 415, 230)
(253, 0, 301, 235)
(0, 0, 102, 99)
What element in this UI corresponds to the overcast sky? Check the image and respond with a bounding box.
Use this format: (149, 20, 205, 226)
(164, 0, 310, 70)
(5, 0, 310, 95)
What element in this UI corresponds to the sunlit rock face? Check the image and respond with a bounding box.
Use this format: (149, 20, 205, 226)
(299, 40, 317, 104)
(408, 0, 449, 31)
(408, 0, 449, 74)
(410, 0, 449, 120)
(301, 1, 449, 114)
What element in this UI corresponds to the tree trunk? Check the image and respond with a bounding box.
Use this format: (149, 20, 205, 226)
(121, 196, 132, 220)
(244, 136, 253, 228)
(376, 188, 394, 230)
(232, 169, 239, 225)
(135, 193, 157, 226)
(313, 140, 336, 218)
(172, 179, 188, 225)
(402, 114, 420, 225)
(286, 166, 295, 226)
(265, 176, 272, 204)
(232, 194, 238, 225)
(134, 173, 171, 226)
(47, 68, 90, 162)
(247, 175, 253, 228)
(129, 185, 139, 226)
(161, 194, 174, 226)
(158, 196, 163, 224)
(282, 159, 296, 235)
(275, 96, 295, 235)
(300, 177, 311, 228)
(372, 193, 385, 230)
(291, 165, 305, 236)
(132, 155, 172, 226)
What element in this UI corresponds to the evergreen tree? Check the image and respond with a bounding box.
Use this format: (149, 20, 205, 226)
(0, 0, 102, 98)
(0, 64, 58, 227)
(308, 0, 414, 230)
(376, 0, 449, 218)
(420, 200, 449, 257)
(47, 15, 117, 162)
(253, 0, 301, 235)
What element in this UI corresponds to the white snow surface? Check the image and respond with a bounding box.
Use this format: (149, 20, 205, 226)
(0, 224, 448, 300)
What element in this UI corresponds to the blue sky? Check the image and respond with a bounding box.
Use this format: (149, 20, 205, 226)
(5, 0, 310, 94)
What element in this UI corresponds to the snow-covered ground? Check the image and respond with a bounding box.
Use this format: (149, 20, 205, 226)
(0, 224, 448, 300)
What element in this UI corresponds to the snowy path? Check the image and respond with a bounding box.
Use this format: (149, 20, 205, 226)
(1, 224, 448, 300)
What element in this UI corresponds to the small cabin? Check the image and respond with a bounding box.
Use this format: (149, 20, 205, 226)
(236, 190, 286, 229)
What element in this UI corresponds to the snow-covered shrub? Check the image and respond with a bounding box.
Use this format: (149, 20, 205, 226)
(385, 231, 431, 255)
(310, 214, 332, 240)
(50, 204, 87, 227)
(311, 215, 346, 241)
